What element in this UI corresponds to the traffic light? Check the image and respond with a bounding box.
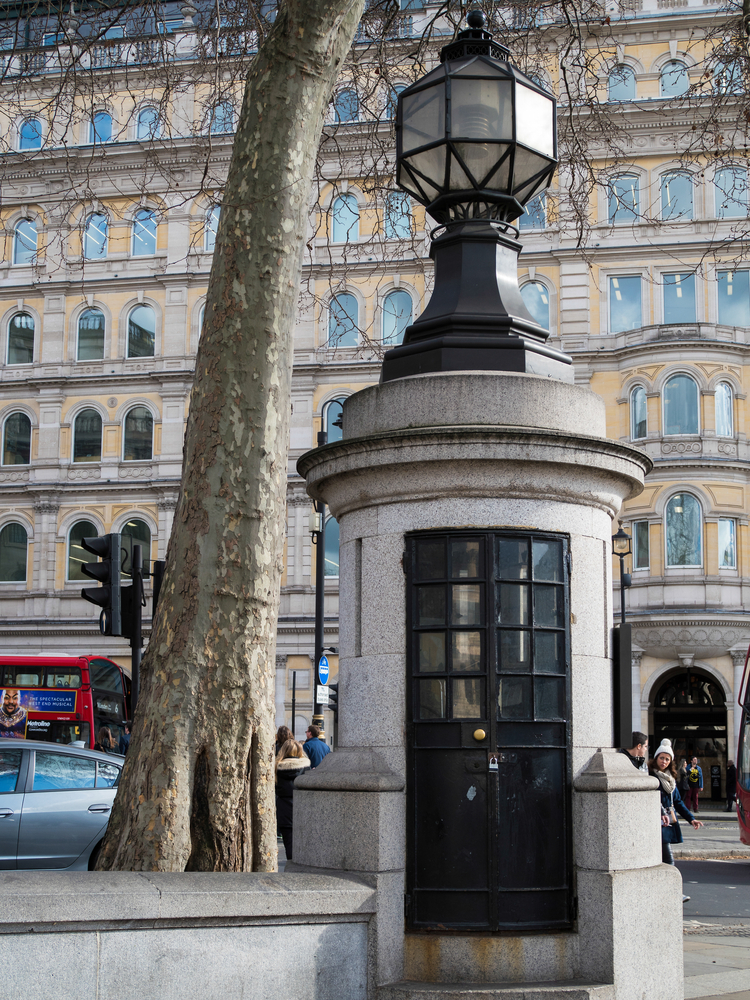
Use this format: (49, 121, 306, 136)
(327, 682, 339, 721)
(81, 533, 122, 636)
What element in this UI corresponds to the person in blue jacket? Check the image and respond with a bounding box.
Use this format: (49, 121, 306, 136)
(649, 738, 703, 902)
(302, 724, 331, 768)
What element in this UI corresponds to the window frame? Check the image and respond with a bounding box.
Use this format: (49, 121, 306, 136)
(13, 219, 38, 266)
(126, 304, 156, 359)
(19, 117, 42, 150)
(717, 270, 750, 327)
(662, 271, 697, 326)
(323, 396, 346, 444)
(6, 311, 35, 365)
(131, 209, 157, 257)
(714, 166, 748, 220)
(83, 212, 108, 260)
(136, 106, 160, 141)
(632, 520, 650, 571)
(331, 193, 360, 244)
(714, 381, 734, 438)
(665, 492, 703, 569)
(89, 111, 113, 144)
(122, 405, 154, 462)
(718, 518, 737, 570)
(67, 519, 98, 582)
(660, 172, 693, 222)
(333, 87, 359, 124)
(2, 411, 32, 466)
(76, 307, 106, 362)
(327, 293, 359, 348)
(382, 288, 414, 346)
(608, 174, 640, 224)
(324, 515, 340, 578)
(0, 520, 29, 583)
(72, 408, 103, 464)
(609, 275, 642, 334)
(659, 60, 689, 97)
(630, 385, 647, 440)
(663, 373, 700, 436)
(607, 64, 636, 102)
(520, 280, 550, 331)
(204, 205, 220, 253)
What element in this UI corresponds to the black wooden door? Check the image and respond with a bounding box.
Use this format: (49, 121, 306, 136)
(406, 530, 572, 931)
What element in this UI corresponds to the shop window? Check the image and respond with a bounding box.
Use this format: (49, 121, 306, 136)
(663, 272, 696, 325)
(328, 294, 358, 347)
(661, 173, 693, 221)
(77, 308, 105, 361)
(718, 518, 736, 569)
(520, 281, 549, 330)
(123, 406, 153, 461)
(0, 523, 27, 582)
(83, 213, 108, 260)
(332, 194, 359, 243)
(6, 313, 35, 364)
(127, 305, 156, 358)
(715, 382, 733, 438)
(382, 289, 413, 345)
(68, 520, 97, 581)
(630, 386, 647, 439)
(663, 374, 699, 435)
(665, 493, 702, 567)
(718, 271, 750, 326)
(2, 412, 31, 465)
(73, 409, 102, 463)
(609, 276, 641, 333)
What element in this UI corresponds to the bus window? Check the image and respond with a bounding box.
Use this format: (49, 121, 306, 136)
(25, 721, 91, 747)
(740, 712, 750, 791)
(2, 669, 41, 685)
(89, 658, 124, 695)
(44, 671, 82, 688)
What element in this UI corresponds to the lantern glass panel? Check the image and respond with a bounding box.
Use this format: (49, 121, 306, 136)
(450, 78, 512, 141)
(453, 142, 510, 190)
(452, 57, 508, 78)
(402, 85, 445, 153)
(515, 85, 554, 157)
(402, 147, 447, 195)
(512, 147, 552, 201)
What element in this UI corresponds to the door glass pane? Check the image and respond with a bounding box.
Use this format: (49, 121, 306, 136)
(453, 678, 484, 718)
(498, 630, 531, 672)
(497, 537, 528, 579)
(419, 679, 446, 719)
(532, 540, 563, 581)
(451, 538, 480, 578)
(452, 584, 481, 625)
(498, 583, 529, 624)
(416, 538, 445, 580)
(417, 586, 446, 626)
(451, 631, 482, 671)
(0, 748, 22, 793)
(32, 753, 96, 790)
(535, 676, 565, 719)
(534, 631, 565, 673)
(534, 585, 564, 627)
(498, 676, 531, 719)
(419, 633, 446, 671)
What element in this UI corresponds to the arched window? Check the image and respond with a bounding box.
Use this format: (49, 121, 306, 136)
(608, 65, 636, 101)
(136, 107, 160, 140)
(7, 313, 35, 364)
(210, 101, 235, 134)
(520, 281, 550, 330)
(89, 112, 112, 143)
(13, 219, 37, 265)
(332, 194, 359, 243)
(2, 413, 31, 465)
(714, 61, 743, 95)
(19, 118, 42, 150)
(123, 406, 153, 461)
(663, 272, 695, 325)
(334, 88, 358, 123)
(608, 174, 639, 224)
(132, 209, 157, 256)
(73, 409, 102, 463)
(663, 374, 699, 435)
(718, 270, 750, 327)
(714, 167, 748, 219)
(382, 289, 413, 345)
(715, 382, 733, 438)
(122, 518, 151, 578)
(665, 493, 702, 568)
(127, 305, 156, 358)
(660, 61, 689, 97)
(324, 397, 346, 443)
(630, 386, 647, 440)
(386, 84, 406, 119)
(77, 308, 105, 361)
(324, 516, 340, 576)
(661, 173, 693, 221)
(328, 293, 358, 347)
(384, 192, 411, 239)
(68, 520, 97, 581)
(519, 193, 546, 230)
(83, 213, 108, 259)
(0, 522, 28, 582)
(205, 205, 220, 253)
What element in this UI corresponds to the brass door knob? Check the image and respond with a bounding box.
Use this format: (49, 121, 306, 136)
(473, 728, 486, 741)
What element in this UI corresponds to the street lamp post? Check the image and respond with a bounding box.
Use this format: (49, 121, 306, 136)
(383, 9, 572, 383)
(611, 525, 632, 625)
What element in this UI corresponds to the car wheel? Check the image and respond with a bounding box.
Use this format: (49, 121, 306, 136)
(88, 840, 103, 871)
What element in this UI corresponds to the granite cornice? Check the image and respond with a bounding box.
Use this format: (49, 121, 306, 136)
(570, 339, 750, 366)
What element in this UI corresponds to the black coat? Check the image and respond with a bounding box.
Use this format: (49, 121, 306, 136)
(726, 764, 737, 796)
(275, 757, 310, 830)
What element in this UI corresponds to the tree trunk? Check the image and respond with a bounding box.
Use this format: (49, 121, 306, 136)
(97, 0, 365, 872)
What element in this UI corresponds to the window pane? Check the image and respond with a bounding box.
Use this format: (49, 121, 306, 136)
(532, 540, 562, 581)
(416, 538, 445, 580)
(33, 752, 96, 790)
(325, 398, 345, 443)
(91, 112, 112, 143)
(7, 312, 34, 364)
(608, 175, 639, 223)
(452, 677, 484, 718)
(498, 630, 531, 672)
(68, 520, 97, 581)
(328, 293, 358, 347)
(451, 584, 481, 625)
(332, 194, 359, 243)
(718, 519, 736, 569)
(631, 386, 647, 439)
(660, 61, 689, 97)
(666, 493, 702, 567)
(451, 631, 482, 671)
(518, 193, 546, 230)
(132, 210, 157, 256)
(419, 633, 445, 672)
(205, 205, 220, 253)
(661, 174, 693, 221)
(20, 118, 42, 150)
(13, 220, 37, 265)
(210, 101, 234, 133)
(77, 308, 105, 360)
(96, 761, 120, 787)
(534, 631, 565, 674)
(136, 107, 160, 140)
(382, 290, 412, 345)
(497, 583, 529, 625)
(633, 521, 649, 570)
(419, 678, 446, 719)
(534, 584, 564, 627)
(663, 272, 695, 325)
(608, 65, 635, 101)
(715, 168, 748, 219)
(0, 523, 27, 581)
(123, 406, 153, 461)
(324, 517, 339, 576)
(609, 276, 641, 333)
(84, 213, 108, 259)
(73, 409, 102, 462)
(128, 305, 155, 357)
(334, 88, 358, 123)
(451, 539, 480, 579)
(0, 748, 22, 793)
(384, 193, 411, 239)
(535, 676, 565, 719)
(498, 676, 531, 719)
(520, 281, 549, 330)
(418, 585, 445, 626)
(664, 375, 699, 435)
(121, 519, 151, 578)
(3, 413, 31, 465)
(715, 382, 733, 437)
(718, 271, 750, 327)
(497, 538, 528, 579)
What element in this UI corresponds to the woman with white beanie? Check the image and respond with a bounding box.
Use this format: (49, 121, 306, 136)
(649, 738, 704, 901)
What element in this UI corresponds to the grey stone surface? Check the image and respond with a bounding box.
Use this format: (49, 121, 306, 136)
(574, 749, 658, 794)
(361, 532, 408, 657)
(0, 931, 99, 1000)
(337, 653, 407, 750)
(569, 656, 614, 753)
(295, 748, 404, 792)
(573, 789, 662, 872)
(378, 982, 615, 1000)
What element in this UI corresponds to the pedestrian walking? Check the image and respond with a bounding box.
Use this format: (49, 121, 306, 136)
(118, 722, 131, 755)
(686, 756, 703, 813)
(649, 739, 703, 902)
(275, 739, 310, 862)
(302, 724, 331, 768)
(617, 731, 649, 772)
(725, 759, 737, 812)
(275, 725, 293, 756)
(677, 758, 690, 797)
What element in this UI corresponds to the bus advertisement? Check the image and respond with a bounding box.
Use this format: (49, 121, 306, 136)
(0, 656, 130, 749)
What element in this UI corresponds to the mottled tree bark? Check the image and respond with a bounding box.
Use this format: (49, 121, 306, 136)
(97, 0, 365, 872)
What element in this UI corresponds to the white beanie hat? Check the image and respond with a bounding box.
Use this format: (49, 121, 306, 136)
(654, 739, 674, 761)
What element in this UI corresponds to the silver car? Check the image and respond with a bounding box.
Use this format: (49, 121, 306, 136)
(0, 740, 122, 870)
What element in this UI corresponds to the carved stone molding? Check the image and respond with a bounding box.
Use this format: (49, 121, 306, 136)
(661, 441, 701, 455)
(33, 498, 60, 515)
(119, 466, 153, 480)
(718, 442, 738, 456)
(730, 648, 748, 668)
(0, 470, 30, 483)
(157, 495, 179, 512)
(631, 619, 750, 658)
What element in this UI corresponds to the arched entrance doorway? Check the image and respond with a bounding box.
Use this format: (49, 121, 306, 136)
(652, 668, 728, 805)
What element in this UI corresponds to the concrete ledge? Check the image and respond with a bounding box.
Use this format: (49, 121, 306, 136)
(573, 749, 658, 793)
(295, 748, 405, 791)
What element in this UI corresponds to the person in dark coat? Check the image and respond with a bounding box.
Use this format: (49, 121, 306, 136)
(649, 738, 703, 902)
(275, 739, 310, 861)
(726, 759, 737, 812)
(118, 722, 131, 755)
(302, 724, 331, 768)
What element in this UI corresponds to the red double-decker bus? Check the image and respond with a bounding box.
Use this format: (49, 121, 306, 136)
(737, 647, 750, 846)
(0, 655, 130, 749)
